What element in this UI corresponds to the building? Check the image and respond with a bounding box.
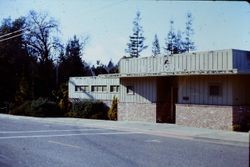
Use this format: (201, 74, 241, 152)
(68, 49, 250, 131)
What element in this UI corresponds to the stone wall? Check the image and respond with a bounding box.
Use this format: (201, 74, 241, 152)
(118, 102, 156, 122)
(176, 104, 234, 130)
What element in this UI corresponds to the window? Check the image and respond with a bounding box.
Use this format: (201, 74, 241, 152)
(91, 86, 97, 92)
(209, 84, 222, 96)
(110, 85, 119, 93)
(91, 85, 107, 92)
(75, 85, 89, 92)
(126, 86, 134, 95)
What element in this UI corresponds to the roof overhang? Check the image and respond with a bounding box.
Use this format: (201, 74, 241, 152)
(119, 69, 240, 78)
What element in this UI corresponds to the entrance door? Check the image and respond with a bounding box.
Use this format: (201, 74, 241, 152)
(156, 77, 178, 123)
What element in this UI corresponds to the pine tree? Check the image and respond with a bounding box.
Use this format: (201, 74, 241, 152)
(175, 31, 185, 53)
(58, 35, 88, 84)
(164, 20, 177, 54)
(183, 13, 195, 52)
(152, 34, 161, 57)
(164, 20, 185, 54)
(125, 11, 148, 58)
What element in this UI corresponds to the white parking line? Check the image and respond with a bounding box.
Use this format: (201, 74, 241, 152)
(0, 131, 142, 139)
(48, 140, 82, 149)
(0, 128, 104, 134)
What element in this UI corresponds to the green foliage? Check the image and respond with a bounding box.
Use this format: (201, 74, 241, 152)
(152, 34, 161, 57)
(108, 96, 118, 121)
(125, 11, 148, 58)
(66, 100, 108, 119)
(30, 98, 61, 117)
(15, 73, 29, 105)
(0, 17, 27, 102)
(10, 101, 32, 116)
(183, 13, 195, 52)
(52, 83, 69, 114)
(164, 13, 195, 55)
(58, 35, 90, 84)
(10, 98, 62, 117)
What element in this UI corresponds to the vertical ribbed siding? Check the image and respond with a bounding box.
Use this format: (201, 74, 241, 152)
(120, 77, 157, 103)
(69, 77, 120, 100)
(178, 75, 233, 105)
(120, 49, 236, 74)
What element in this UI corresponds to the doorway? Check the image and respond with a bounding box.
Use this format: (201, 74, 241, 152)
(156, 77, 178, 123)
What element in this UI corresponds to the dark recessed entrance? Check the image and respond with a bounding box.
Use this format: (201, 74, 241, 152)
(156, 77, 178, 123)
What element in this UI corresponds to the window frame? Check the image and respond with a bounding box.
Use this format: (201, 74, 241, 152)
(110, 85, 119, 93)
(75, 85, 89, 92)
(91, 85, 107, 93)
(208, 83, 222, 97)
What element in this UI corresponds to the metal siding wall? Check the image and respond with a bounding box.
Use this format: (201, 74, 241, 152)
(227, 50, 233, 70)
(218, 51, 223, 70)
(178, 76, 233, 105)
(69, 77, 119, 100)
(120, 77, 157, 103)
(119, 49, 250, 74)
(223, 51, 228, 69)
(233, 50, 250, 73)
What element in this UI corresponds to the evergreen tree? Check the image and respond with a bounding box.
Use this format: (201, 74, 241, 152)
(164, 20, 184, 54)
(165, 20, 176, 54)
(183, 13, 195, 52)
(107, 60, 119, 73)
(58, 35, 89, 84)
(152, 34, 161, 56)
(175, 31, 185, 53)
(107, 60, 114, 71)
(125, 11, 148, 58)
(0, 17, 28, 102)
(91, 60, 108, 76)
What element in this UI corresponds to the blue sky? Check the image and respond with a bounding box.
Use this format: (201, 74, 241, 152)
(0, 0, 249, 65)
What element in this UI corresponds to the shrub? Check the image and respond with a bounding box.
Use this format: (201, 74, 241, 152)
(30, 98, 61, 117)
(10, 101, 32, 116)
(10, 98, 62, 117)
(67, 100, 108, 119)
(108, 96, 118, 120)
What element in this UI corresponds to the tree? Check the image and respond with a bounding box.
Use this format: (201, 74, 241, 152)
(164, 20, 184, 54)
(107, 60, 119, 73)
(152, 34, 161, 56)
(22, 10, 62, 97)
(0, 17, 28, 102)
(175, 31, 185, 53)
(58, 35, 89, 84)
(125, 11, 148, 58)
(15, 73, 29, 105)
(24, 10, 61, 62)
(183, 13, 195, 52)
(108, 96, 118, 120)
(91, 60, 108, 76)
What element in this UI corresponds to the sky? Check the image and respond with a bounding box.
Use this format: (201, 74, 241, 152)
(0, 0, 249, 65)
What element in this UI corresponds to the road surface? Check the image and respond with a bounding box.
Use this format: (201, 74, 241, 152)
(0, 116, 249, 167)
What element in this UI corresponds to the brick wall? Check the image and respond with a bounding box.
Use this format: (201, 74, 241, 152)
(232, 106, 250, 131)
(118, 102, 156, 122)
(176, 104, 234, 130)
